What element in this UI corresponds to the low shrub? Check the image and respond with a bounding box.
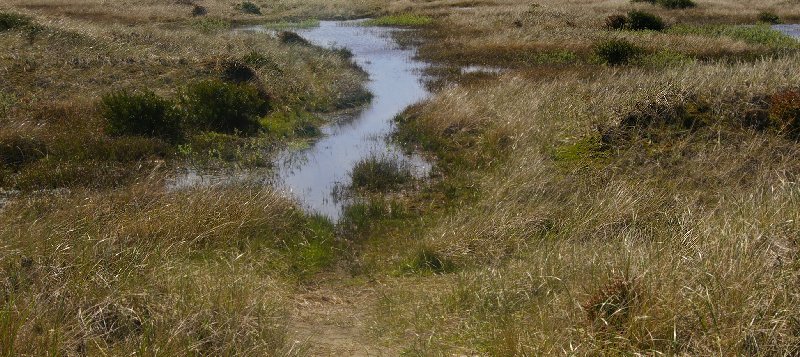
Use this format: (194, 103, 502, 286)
(768, 89, 800, 138)
(632, 0, 695, 9)
(626, 10, 665, 31)
(179, 80, 270, 135)
(0, 13, 31, 32)
(238, 1, 262, 15)
(0, 135, 47, 170)
(221, 60, 259, 83)
(277, 31, 309, 45)
(605, 15, 628, 30)
(349, 155, 413, 192)
(758, 11, 781, 24)
(191, 5, 208, 17)
(582, 278, 639, 330)
(594, 39, 644, 65)
(101, 90, 184, 141)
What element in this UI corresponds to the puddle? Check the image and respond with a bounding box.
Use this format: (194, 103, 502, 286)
(172, 21, 433, 220)
(773, 24, 800, 39)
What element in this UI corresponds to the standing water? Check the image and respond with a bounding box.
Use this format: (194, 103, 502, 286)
(773, 24, 800, 39)
(265, 21, 431, 220)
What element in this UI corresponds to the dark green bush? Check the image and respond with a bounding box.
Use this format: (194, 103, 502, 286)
(101, 90, 184, 141)
(179, 80, 270, 135)
(605, 15, 628, 30)
(350, 155, 413, 191)
(632, 0, 696, 9)
(758, 11, 781, 24)
(658, 0, 696, 9)
(0, 135, 46, 170)
(277, 31, 309, 45)
(594, 39, 644, 65)
(0, 13, 32, 32)
(238, 1, 261, 15)
(626, 10, 665, 31)
(191, 5, 208, 17)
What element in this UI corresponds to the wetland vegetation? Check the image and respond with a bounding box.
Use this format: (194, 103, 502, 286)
(2, 0, 800, 355)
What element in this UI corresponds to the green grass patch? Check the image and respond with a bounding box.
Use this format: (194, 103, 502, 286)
(668, 24, 799, 49)
(349, 155, 414, 192)
(363, 14, 434, 27)
(191, 17, 231, 33)
(260, 108, 321, 138)
(552, 137, 609, 168)
(593, 38, 645, 66)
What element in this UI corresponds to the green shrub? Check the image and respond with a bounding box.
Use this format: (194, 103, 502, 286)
(238, 1, 261, 15)
(349, 155, 413, 192)
(277, 31, 309, 45)
(594, 39, 644, 65)
(0, 13, 32, 32)
(0, 135, 46, 170)
(758, 11, 781, 24)
(179, 80, 270, 135)
(605, 15, 628, 30)
(769, 89, 800, 139)
(626, 10, 665, 31)
(101, 90, 183, 141)
(191, 5, 208, 17)
(632, 0, 696, 9)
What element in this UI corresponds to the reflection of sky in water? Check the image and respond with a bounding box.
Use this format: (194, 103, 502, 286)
(773, 24, 800, 39)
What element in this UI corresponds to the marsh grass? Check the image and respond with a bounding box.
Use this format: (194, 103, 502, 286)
(349, 155, 414, 192)
(363, 14, 434, 27)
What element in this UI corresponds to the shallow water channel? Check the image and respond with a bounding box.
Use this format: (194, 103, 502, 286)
(774, 24, 800, 39)
(271, 21, 432, 220)
(172, 21, 434, 220)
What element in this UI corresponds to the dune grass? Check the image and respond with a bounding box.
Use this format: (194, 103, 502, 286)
(4, 0, 800, 354)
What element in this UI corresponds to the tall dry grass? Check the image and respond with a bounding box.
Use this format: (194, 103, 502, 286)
(376, 55, 800, 354)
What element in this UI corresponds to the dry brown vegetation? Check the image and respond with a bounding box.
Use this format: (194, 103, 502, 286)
(3, 0, 800, 355)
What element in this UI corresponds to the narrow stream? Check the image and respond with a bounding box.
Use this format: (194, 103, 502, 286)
(268, 21, 432, 220)
(774, 24, 800, 39)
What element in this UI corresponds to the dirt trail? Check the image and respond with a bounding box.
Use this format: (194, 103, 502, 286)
(288, 275, 396, 356)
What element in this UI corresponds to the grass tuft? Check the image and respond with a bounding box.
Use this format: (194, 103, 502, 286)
(101, 90, 184, 142)
(594, 38, 644, 65)
(349, 155, 414, 192)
